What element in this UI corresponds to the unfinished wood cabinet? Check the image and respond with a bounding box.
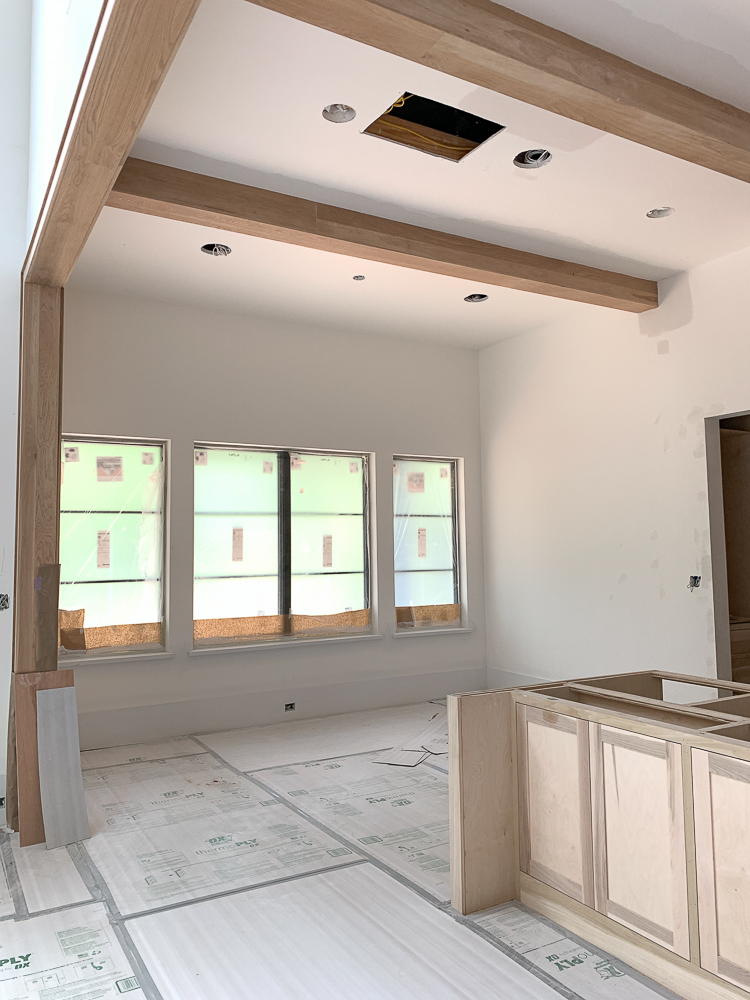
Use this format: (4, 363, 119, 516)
(693, 749, 750, 991)
(590, 725, 689, 958)
(517, 704, 594, 906)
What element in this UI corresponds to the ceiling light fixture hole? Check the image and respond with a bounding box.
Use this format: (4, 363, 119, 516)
(352, 274, 365, 281)
(646, 206, 675, 219)
(201, 243, 232, 256)
(464, 293, 488, 303)
(514, 148, 552, 169)
(322, 104, 356, 123)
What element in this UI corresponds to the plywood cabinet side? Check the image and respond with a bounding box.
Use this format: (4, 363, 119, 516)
(448, 690, 516, 914)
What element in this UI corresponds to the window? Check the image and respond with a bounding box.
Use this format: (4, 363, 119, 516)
(393, 457, 461, 630)
(59, 437, 166, 653)
(193, 446, 371, 646)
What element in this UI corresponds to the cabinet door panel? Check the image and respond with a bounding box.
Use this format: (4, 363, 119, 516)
(591, 726, 689, 959)
(517, 704, 593, 906)
(693, 749, 750, 990)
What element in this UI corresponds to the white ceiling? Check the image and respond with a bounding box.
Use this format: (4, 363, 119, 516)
(68, 207, 602, 350)
(494, 0, 750, 113)
(72, 0, 750, 348)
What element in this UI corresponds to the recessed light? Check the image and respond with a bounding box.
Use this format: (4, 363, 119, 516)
(322, 104, 356, 123)
(352, 275, 365, 281)
(646, 207, 675, 219)
(514, 149, 552, 169)
(201, 243, 231, 256)
(464, 293, 488, 303)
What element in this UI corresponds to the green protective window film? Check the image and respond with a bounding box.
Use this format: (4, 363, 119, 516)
(393, 457, 459, 626)
(194, 448, 279, 620)
(193, 447, 370, 641)
(59, 438, 165, 638)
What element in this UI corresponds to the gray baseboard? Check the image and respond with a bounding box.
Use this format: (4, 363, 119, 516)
(77, 665, 488, 751)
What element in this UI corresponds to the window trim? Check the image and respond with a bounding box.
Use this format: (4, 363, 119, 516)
(58, 431, 170, 659)
(392, 452, 466, 632)
(193, 441, 376, 649)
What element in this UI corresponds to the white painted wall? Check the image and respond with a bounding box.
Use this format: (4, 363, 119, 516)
(480, 247, 750, 688)
(62, 289, 486, 748)
(28, 0, 104, 236)
(0, 1, 32, 776)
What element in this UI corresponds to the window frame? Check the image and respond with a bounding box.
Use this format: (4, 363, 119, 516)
(192, 440, 375, 648)
(58, 431, 170, 659)
(392, 452, 466, 633)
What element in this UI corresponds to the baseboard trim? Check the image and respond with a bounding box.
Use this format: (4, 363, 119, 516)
(520, 873, 747, 1000)
(78, 665, 487, 751)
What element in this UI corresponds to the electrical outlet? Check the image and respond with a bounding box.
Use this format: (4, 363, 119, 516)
(0, 595, 9, 611)
(284, 702, 296, 712)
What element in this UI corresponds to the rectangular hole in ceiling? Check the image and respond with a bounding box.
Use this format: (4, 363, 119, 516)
(363, 92, 505, 162)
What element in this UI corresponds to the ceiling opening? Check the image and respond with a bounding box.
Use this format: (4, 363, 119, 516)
(363, 92, 504, 162)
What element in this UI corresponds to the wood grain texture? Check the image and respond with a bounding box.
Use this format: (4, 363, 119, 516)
(667, 741, 691, 960)
(108, 157, 659, 312)
(14, 285, 63, 676)
(25, 0, 203, 287)
(521, 872, 749, 1000)
(15, 670, 75, 847)
(248, 0, 750, 184)
(448, 690, 517, 915)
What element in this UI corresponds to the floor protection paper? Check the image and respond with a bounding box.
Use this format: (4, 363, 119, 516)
(0, 902, 144, 999)
(258, 751, 450, 900)
(199, 702, 444, 772)
(127, 864, 561, 1000)
(11, 837, 91, 914)
(81, 737, 203, 771)
(83, 754, 360, 915)
(472, 905, 680, 1000)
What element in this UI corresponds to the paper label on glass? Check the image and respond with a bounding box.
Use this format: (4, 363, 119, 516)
(408, 472, 425, 493)
(417, 527, 427, 558)
(263, 461, 274, 474)
(349, 461, 359, 474)
(393, 462, 399, 475)
(323, 534, 333, 568)
(194, 450, 208, 466)
(142, 452, 155, 465)
(290, 455, 305, 471)
(64, 446, 79, 463)
(97, 530, 111, 569)
(440, 467, 449, 479)
(232, 527, 244, 562)
(96, 456, 123, 482)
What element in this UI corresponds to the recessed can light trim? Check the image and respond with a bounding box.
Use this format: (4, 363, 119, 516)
(646, 206, 675, 219)
(201, 243, 232, 256)
(322, 104, 356, 123)
(352, 274, 366, 281)
(514, 148, 552, 169)
(464, 293, 488, 303)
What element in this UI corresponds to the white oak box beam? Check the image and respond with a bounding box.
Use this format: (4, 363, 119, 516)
(449, 670, 750, 1000)
(248, 0, 750, 185)
(108, 157, 659, 313)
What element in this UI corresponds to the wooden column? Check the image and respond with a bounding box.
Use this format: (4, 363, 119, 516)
(8, 283, 65, 840)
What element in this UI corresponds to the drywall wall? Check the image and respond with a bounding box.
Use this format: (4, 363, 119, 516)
(0, 1, 31, 776)
(481, 246, 750, 688)
(28, 0, 104, 236)
(62, 289, 486, 747)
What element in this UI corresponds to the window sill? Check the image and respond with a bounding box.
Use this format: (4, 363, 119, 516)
(189, 632, 384, 656)
(57, 650, 175, 666)
(392, 626, 473, 638)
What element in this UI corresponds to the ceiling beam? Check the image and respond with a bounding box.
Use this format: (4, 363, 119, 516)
(246, 0, 750, 184)
(25, 0, 203, 287)
(108, 158, 658, 312)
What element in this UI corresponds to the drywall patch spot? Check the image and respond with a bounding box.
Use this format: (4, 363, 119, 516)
(679, 425, 687, 440)
(663, 436, 670, 452)
(687, 406, 703, 424)
(657, 340, 669, 354)
(659, 586, 666, 599)
(651, 560, 659, 569)
(693, 443, 706, 458)
(609, 594, 615, 600)
(618, 574, 627, 585)
(651, 530, 658, 541)
(697, 491, 707, 503)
